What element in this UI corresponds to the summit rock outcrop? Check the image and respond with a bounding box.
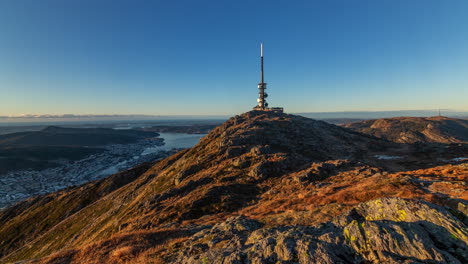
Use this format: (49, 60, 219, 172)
(175, 198, 467, 264)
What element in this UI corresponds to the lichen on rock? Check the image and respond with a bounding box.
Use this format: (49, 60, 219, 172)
(175, 198, 468, 264)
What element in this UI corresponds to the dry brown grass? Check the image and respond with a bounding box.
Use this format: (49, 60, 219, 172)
(131, 236, 189, 264)
(240, 163, 467, 226)
(27, 162, 467, 263)
(33, 228, 191, 264)
(111, 246, 139, 262)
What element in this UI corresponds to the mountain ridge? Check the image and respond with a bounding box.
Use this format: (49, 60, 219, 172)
(343, 116, 468, 144)
(0, 111, 467, 263)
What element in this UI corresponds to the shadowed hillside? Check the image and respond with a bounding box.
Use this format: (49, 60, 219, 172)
(343, 116, 468, 143)
(0, 126, 161, 174)
(0, 126, 160, 147)
(0, 111, 466, 263)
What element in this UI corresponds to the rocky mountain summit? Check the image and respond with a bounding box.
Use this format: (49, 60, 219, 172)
(343, 116, 468, 143)
(176, 198, 467, 264)
(0, 111, 466, 263)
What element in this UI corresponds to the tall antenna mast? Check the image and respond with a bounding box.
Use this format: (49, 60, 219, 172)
(261, 43, 264, 83)
(256, 43, 267, 109)
(252, 43, 283, 113)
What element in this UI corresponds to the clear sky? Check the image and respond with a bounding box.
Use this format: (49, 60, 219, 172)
(1, 0, 467, 116)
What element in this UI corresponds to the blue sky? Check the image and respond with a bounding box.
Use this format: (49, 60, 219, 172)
(1, 0, 467, 115)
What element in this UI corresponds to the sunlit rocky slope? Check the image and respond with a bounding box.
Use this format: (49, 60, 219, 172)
(343, 116, 468, 144)
(0, 111, 466, 263)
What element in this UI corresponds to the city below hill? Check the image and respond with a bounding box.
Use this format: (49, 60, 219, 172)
(0, 111, 466, 263)
(0, 126, 162, 175)
(343, 116, 468, 144)
(0, 126, 170, 208)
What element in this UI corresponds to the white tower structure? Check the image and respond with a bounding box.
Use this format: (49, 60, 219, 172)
(253, 43, 283, 113)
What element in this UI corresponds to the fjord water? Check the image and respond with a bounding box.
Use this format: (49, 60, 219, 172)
(0, 124, 207, 209)
(142, 132, 206, 155)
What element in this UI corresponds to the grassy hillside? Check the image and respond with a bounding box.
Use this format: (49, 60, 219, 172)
(344, 116, 468, 143)
(0, 111, 466, 263)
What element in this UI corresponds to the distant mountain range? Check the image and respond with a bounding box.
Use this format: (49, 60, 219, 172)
(0, 126, 159, 147)
(0, 114, 229, 123)
(2, 110, 467, 123)
(298, 110, 468, 119)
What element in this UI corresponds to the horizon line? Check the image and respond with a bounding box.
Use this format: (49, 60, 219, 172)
(0, 109, 468, 123)
(1, 109, 468, 120)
